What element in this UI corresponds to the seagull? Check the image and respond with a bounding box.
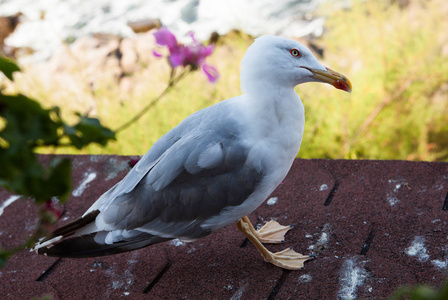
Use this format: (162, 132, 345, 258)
(34, 36, 351, 270)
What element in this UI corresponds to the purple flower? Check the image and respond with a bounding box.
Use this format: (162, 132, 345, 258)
(202, 63, 219, 83)
(128, 157, 140, 168)
(153, 27, 178, 52)
(153, 28, 219, 82)
(45, 198, 62, 219)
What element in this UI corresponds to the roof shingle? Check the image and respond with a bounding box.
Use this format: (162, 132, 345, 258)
(1, 155, 447, 299)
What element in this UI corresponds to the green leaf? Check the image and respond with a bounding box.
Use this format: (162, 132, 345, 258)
(0, 149, 72, 202)
(0, 94, 73, 201)
(0, 246, 13, 268)
(0, 56, 115, 268)
(0, 146, 41, 194)
(65, 114, 115, 149)
(43, 157, 72, 202)
(0, 252, 10, 268)
(389, 283, 448, 300)
(0, 94, 61, 146)
(0, 55, 21, 81)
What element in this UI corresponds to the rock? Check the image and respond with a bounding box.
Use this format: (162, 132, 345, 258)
(120, 38, 138, 74)
(0, 12, 23, 57)
(127, 19, 161, 34)
(133, 32, 158, 66)
(29, 30, 165, 101)
(69, 35, 123, 88)
(0, 0, 325, 62)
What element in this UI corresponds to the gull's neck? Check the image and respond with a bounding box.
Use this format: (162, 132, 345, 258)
(240, 83, 305, 156)
(243, 83, 303, 125)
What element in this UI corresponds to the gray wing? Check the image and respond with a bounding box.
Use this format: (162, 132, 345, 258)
(94, 99, 265, 240)
(84, 99, 224, 215)
(35, 98, 267, 257)
(83, 126, 181, 215)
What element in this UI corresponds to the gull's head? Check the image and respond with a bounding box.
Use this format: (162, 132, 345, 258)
(240, 35, 352, 93)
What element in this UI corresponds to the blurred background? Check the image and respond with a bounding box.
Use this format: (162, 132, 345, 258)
(1, 0, 447, 161)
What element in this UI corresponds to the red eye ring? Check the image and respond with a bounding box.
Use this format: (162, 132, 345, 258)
(290, 48, 300, 57)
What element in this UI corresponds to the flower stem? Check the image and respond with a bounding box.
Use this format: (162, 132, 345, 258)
(114, 67, 191, 133)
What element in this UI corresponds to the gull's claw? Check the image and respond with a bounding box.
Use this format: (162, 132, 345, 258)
(237, 216, 312, 270)
(264, 248, 311, 270)
(255, 220, 294, 244)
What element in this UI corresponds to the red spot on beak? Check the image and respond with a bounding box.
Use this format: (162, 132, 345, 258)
(334, 79, 350, 92)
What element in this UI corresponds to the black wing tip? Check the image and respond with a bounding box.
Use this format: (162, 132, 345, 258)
(52, 210, 100, 238)
(36, 232, 170, 258)
(38, 210, 100, 245)
(36, 233, 121, 258)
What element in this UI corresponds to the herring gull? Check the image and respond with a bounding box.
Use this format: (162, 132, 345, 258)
(34, 36, 351, 270)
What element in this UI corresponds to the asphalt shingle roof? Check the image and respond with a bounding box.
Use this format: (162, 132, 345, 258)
(1, 155, 447, 299)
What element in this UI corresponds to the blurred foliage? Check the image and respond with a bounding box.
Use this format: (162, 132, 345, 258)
(5, 30, 253, 156)
(389, 280, 448, 300)
(300, 0, 448, 161)
(10, 1, 447, 161)
(0, 55, 115, 267)
(0, 2, 446, 296)
(0, 55, 21, 80)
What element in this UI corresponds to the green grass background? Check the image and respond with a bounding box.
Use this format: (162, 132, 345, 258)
(10, 0, 448, 161)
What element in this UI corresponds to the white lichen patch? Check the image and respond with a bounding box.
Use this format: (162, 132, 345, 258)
(433, 184, 444, 191)
(0, 195, 21, 217)
(297, 274, 312, 283)
(387, 195, 399, 206)
(319, 184, 328, 191)
(431, 246, 448, 271)
(308, 223, 332, 252)
(338, 258, 367, 300)
(72, 172, 97, 197)
(405, 236, 429, 262)
(267, 197, 278, 205)
(107, 269, 134, 292)
(230, 281, 248, 300)
(105, 158, 130, 181)
(112, 280, 123, 289)
(169, 239, 186, 247)
(394, 183, 402, 192)
(386, 179, 408, 207)
(431, 259, 448, 270)
(317, 232, 329, 245)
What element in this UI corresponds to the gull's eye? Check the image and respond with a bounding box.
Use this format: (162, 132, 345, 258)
(290, 48, 300, 57)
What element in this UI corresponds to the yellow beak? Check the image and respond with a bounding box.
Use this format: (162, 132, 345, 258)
(301, 66, 352, 93)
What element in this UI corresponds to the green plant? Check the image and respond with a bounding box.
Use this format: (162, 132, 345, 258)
(0, 28, 220, 267)
(0, 55, 116, 267)
(5, 2, 447, 162)
(299, 0, 448, 161)
(389, 280, 448, 300)
(8, 32, 251, 156)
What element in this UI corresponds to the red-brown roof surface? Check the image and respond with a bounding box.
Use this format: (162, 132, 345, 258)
(1, 155, 447, 299)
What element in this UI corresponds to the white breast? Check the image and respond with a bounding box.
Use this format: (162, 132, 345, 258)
(202, 88, 305, 231)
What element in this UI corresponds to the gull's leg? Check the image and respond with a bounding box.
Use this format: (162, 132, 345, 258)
(241, 216, 294, 244)
(236, 216, 310, 270)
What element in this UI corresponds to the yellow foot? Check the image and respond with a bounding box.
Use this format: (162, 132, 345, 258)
(265, 248, 311, 270)
(237, 217, 312, 270)
(255, 220, 294, 244)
